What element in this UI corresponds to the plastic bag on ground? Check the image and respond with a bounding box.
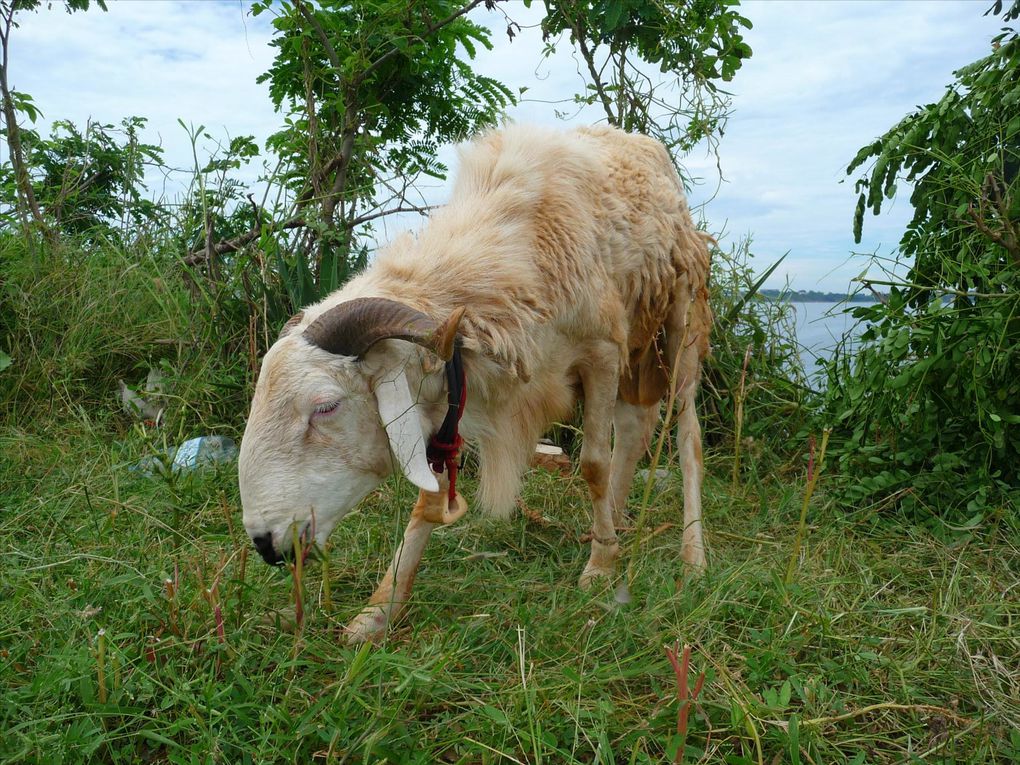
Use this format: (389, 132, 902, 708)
(131, 436, 238, 476)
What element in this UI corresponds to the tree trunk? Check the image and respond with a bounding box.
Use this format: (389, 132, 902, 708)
(0, 14, 57, 246)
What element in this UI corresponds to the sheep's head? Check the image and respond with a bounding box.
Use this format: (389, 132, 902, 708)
(238, 298, 464, 566)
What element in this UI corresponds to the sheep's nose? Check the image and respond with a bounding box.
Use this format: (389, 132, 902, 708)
(252, 532, 284, 566)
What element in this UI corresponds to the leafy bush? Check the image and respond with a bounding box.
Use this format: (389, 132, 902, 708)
(818, 1, 1020, 516)
(539, 0, 752, 154)
(0, 117, 164, 240)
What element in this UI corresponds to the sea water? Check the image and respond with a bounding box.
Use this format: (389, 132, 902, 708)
(791, 301, 869, 380)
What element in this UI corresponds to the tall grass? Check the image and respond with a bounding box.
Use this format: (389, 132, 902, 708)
(0, 234, 253, 434)
(701, 237, 811, 479)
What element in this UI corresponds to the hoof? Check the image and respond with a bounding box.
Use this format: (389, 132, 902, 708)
(681, 544, 707, 573)
(343, 608, 388, 644)
(578, 562, 615, 589)
(579, 537, 619, 589)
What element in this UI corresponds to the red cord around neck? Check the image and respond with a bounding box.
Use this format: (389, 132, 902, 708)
(426, 347, 466, 501)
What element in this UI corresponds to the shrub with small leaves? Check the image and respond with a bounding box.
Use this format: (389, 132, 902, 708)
(819, 0, 1020, 516)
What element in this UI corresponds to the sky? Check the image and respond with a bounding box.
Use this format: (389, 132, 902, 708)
(8, 0, 1008, 291)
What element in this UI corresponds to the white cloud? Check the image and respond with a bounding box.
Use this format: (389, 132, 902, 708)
(5, 0, 1007, 290)
(682, 0, 1005, 290)
(12, 1, 278, 195)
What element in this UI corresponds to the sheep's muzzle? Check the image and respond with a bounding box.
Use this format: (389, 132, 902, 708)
(252, 532, 285, 566)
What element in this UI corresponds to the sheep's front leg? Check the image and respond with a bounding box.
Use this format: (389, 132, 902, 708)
(344, 485, 467, 643)
(577, 345, 622, 588)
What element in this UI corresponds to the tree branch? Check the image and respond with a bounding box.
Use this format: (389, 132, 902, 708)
(616, 44, 627, 127)
(300, 33, 323, 202)
(0, 2, 55, 244)
(183, 216, 307, 266)
(349, 203, 434, 228)
(294, 0, 343, 71)
(859, 277, 1014, 300)
(320, 128, 357, 224)
(555, 1, 616, 124)
(967, 204, 1019, 264)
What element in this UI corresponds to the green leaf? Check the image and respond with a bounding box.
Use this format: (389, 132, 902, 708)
(789, 714, 801, 765)
(137, 728, 180, 749)
(604, 0, 625, 32)
(853, 193, 866, 243)
(480, 704, 509, 726)
(723, 251, 789, 323)
(779, 679, 792, 708)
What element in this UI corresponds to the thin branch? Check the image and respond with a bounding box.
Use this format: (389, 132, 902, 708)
(865, 283, 890, 306)
(203, 209, 215, 277)
(301, 34, 323, 202)
(0, 1, 54, 244)
(349, 203, 434, 228)
(321, 128, 357, 224)
(615, 44, 627, 127)
(858, 277, 1016, 299)
(562, 4, 615, 124)
(294, 0, 343, 71)
(966, 204, 1019, 264)
(184, 216, 307, 265)
(245, 192, 261, 227)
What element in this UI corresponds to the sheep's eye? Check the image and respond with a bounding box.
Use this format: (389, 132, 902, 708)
(312, 401, 341, 417)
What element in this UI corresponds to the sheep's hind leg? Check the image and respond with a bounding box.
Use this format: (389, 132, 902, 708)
(676, 357, 707, 571)
(577, 345, 622, 588)
(608, 400, 659, 527)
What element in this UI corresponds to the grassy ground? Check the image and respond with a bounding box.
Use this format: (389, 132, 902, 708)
(1, 411, 1017, 765)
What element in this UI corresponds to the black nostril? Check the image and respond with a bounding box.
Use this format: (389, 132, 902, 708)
(252, 532, 284, 566)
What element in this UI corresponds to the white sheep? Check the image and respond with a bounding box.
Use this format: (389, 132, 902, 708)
(238, 123, 712, 642)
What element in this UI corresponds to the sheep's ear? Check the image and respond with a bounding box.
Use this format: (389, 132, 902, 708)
(373, 369, 440, 493)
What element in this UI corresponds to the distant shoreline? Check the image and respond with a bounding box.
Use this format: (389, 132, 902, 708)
(759, 289, 882, 303)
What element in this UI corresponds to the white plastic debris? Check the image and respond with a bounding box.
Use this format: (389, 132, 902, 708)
(131, 436, 238, 476)
(637, 467, 672, 491)
(171, 436, 238, 470)
(118, 367, 166, 424)
(118, 379, 163, 422)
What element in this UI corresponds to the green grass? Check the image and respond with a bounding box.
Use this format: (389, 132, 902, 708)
(2, 412, 1018, 764)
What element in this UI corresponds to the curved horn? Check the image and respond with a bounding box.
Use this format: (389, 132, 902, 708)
(302, 297, 464, 361)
